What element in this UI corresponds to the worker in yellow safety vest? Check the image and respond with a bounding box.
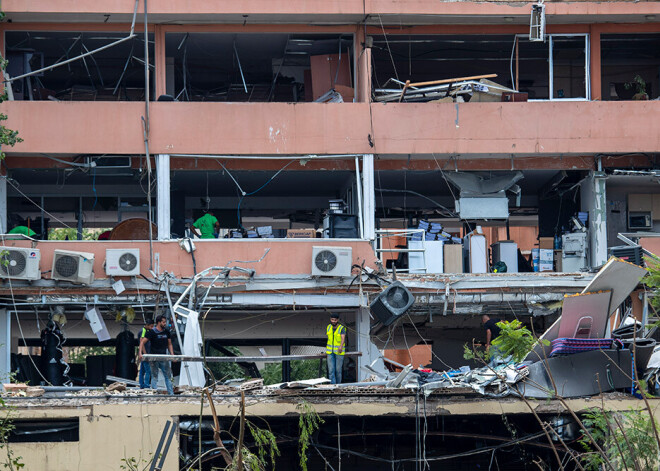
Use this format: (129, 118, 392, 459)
(326, 313, 346, 384)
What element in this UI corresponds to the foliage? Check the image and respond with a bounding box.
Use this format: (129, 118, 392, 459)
(0, 114, 21, 161)
(624, 74, 648, 96)
(579, 407, 659, 471)
(463, 342, 490, 362)
(67, 346, 115, 364)
(297, 401, 324, 471)
(463, 320, 549, 364)
(0, 10, 23, 161)
(0, 398, 24, 470)
(205, 346, 245, 383)
(642, 255, 660, 312)
(48, 228, 103, 241)
(229, 447, 264, 471)
(247, 422, 280, 471)
(260, 359, 325, 385)
(119, 453, 154, 471)
(491, 320, 549, 363)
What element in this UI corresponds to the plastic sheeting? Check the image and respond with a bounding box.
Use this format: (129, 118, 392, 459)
(178, 311, 205, 388)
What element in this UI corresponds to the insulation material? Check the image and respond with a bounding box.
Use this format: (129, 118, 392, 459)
(582, 257, 647, 315)
(525, 257, 646, 361)
(557, 291, 612, 339)
(178, 311, 205, 388)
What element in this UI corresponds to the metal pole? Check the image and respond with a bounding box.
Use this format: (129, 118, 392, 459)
(143, 352, 362, 363)
(282, 338, 291, 382)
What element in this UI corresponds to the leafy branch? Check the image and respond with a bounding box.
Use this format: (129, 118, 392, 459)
(297, 401, 324, 471)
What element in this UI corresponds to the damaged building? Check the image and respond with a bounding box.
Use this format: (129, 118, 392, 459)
(0, 0, 660, 469)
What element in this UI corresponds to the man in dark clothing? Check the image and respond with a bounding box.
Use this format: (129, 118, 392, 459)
(139, 315, 174, 395)
(138, 318, 154, 389)
(482, 314, 502, 366)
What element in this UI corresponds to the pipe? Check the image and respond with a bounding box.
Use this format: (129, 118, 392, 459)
(143, 352, 362, 363)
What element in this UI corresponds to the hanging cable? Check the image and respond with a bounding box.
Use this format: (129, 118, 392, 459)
(218, 160, 296, 230)
(5, 0, 140, 84)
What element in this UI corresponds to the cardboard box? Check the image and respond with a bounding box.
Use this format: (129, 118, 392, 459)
(539, 237, 554, 249)
(554, 250, 562, 272)
(538, 262, 554, 272)
(532, 248, 554, 272)
(286, 229, 317, 239)
(443, 244, 463, 273)
(539, 249, 554, 263)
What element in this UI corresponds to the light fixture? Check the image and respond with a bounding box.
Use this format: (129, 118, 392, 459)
(504, 17, 514, 22)
(645, 15, 656, 20)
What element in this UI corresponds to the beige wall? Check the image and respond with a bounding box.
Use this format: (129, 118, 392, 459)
(4, 0, 660, 16)
(6, 395, 660, 470)
(1, 239, 379, 279)
(4, 101, 660, 157)
(10, 403, 179, 471)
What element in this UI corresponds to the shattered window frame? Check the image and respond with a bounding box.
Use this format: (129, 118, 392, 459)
(515, 33, 590, 101)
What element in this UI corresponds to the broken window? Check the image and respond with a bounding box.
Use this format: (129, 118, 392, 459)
(164, 33, 354, 102)
(515, 34, 589, 100)
(172, 166, 361, 237)
(601, 33, 660, 100)
(4, 31, 154, 101)
(8, 419, 79, 443)
(371, 34, 589, 102)
(7, 160, 150, 239)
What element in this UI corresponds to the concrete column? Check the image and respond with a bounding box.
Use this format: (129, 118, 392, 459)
(156, 154, 171, 240)
(354, 27, 372, 103)
(581, 170, 608, 266)
(0, 176, 6, 233)
(362, 154, 375, 241)
(589, 25, 602, 101)
(154, 25, 167, 98)
(0, 309, 10, 384)
(355, 307, 387, 381)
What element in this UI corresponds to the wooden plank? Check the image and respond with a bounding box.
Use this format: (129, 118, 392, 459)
(409, 74, 497, 88)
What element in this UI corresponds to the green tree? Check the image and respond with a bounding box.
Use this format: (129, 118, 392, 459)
(48, 228, 105, 241)
(0, 397, 24, 470)
(260, 359, 325, 385)
(580, 407, 659, 471)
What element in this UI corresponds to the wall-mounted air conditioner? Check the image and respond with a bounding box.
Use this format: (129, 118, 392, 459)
(105, 249, 140, 276)
(0, 248, 41, 281)
(311, 246, 353, 277)
(51, 250, 95, 285)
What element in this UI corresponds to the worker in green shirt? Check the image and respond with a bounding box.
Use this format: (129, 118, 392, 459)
(191, 211, 220, 239)
(8, 225, 36, 237)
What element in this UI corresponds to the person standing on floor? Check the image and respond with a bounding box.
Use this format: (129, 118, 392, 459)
(191, 210, 220, 239)
(137, 318, 154, 389)
(482, 314, 502, 366)
(326, 313, 346, 384)
(139, 315, 175, 395)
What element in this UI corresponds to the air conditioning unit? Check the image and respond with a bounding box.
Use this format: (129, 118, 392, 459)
(369, 281, 415, 326)
(0, 248, 41, 281)
(311, 246, 353, 277)
(51, 250, 95, 285)
(105, 248, 140, 276)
